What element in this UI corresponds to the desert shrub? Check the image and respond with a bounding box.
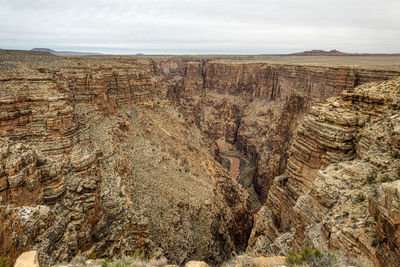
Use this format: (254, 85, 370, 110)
(0, 258, 9, 267)
(391, 151, 400, 159)
(287, 247, 338, 267)
(371, 238, 383, 248)
(286, 251, 303, 265)
(366, 171, 377, 184)
(102, 258, 110, 267)
(355, 193, 366, 203)
(300, 247, 315, 262)
(307, 250, 337, 267)
(88, 250, 96, 260)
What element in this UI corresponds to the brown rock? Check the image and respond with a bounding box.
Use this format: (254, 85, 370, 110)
(248, 78, 400, 266)
(0, 52, 253, 266)
(369, 180, 400, 267)
(1, 50, 399, 266)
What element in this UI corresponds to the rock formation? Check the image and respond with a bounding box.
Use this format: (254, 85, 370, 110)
(0, 51, 253, 266)
(1, 50, 400, 266)
(162, 59, 400, 201)
(247, 78, 400, 266)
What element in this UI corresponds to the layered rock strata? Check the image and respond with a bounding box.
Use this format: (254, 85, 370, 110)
(162, 60, 400, 200)
(1, 50, 400, 266)
(0, 52, 252, 266)
(247, 78, 400, 266)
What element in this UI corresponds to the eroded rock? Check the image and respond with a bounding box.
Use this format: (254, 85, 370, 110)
(248, 78, 400, 266)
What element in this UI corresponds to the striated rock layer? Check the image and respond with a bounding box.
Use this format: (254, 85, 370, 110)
(247, 78, 400, 266)
(0, 52, 253, 266)
(161, 60, 400, 201)
(1, 50, 400, 266)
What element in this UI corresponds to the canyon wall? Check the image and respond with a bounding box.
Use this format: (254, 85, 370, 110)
(247, 78, 400, 266)
(157, 59, 400, 265)
(0, 52, 253, 265)
(161, 60, 400, 201)
(1, 50, 400, 266)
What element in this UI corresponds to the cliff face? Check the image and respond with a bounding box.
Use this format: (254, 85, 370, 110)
(247, 78, 400, 266)
(0, 53, 253, 266)
(163, 60, 400, 200)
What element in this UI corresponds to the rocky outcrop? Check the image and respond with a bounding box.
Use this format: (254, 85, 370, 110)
(247, 78, 400, 266)
(0, 139, 42, 204)
(369, 181, 400, 267)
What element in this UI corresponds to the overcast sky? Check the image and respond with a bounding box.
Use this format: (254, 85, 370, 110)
(0, 0, 399, 54)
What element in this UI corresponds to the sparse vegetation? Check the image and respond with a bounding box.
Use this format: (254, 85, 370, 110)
(391, 151, 400, 159)
(355, 193, 366, 203)
(380, 175, 388, 183)
(286, 247, 339, 267)
(0, 258, 9, 267)
(101, 258, 110, 267)
(366, 171, 377, 184)
(371, 238, 383, 248)
(101, 257, 150, 267)
(88, 251, 96, 260)
(286, 251, 303, 265)
(130, 252, 142, 259)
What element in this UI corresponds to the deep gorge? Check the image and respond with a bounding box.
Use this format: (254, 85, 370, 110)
(1, 50, 400, 266)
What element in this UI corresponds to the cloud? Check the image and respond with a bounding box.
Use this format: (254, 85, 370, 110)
(0, 0, 399, 54)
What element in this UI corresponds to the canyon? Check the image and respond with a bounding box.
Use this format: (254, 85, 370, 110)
(0, 49, 400, 266)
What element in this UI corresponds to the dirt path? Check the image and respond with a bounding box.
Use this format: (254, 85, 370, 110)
(221, 155, 240, 179)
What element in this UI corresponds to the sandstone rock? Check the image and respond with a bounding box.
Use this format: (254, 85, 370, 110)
(14, 251, 40, 267)
(185, 261, 209, 267)
(248, 78, 400, 266)
(1, 50, 399, 266)
(0, 52, 254, 266)
(164, 59, 400, 202)
(369, 180, 400, 267)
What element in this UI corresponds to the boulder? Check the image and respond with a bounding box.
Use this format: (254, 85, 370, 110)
(185, 261, 209, 267)
(14, 251, 40, 267)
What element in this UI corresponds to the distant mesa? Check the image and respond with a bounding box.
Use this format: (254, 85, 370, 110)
(289, 49, 400, 56)
(30, 48, 102, 57)
(290, 49, 349, 56)
(30, 48, 147, 57)
(31, 48, 56, 53)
